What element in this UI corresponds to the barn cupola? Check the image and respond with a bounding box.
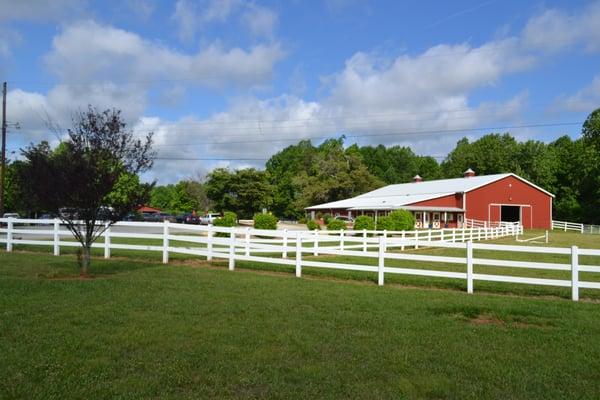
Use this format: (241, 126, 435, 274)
(413, 174, 423, 183)
(463, 168, 476, 178)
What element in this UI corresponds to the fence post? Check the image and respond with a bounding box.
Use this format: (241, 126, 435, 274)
(104, 222, 111, 259)
(466, 241, 473, 294)
(401, 231, 405, 251)
(571, 245, 579, 301)
(427, 229, 431, 242)
(207, 224, 213, 261)
(378, 236, 385, 286)
(295, 234, 302, 278)
(580, 224, 584, 234)
(545, 230, 548, 243)
(53, 218, 60, 256)
(383, 230, 387, 252)
(282, 228, 288, 259)
(6, 219, 13, 252)
(441, 229, 444, 242)
(452, 228, 456, 243)
(363, 229, 367, 253)
(229, 228, 235, 271)
(313, 229, 319, 256)
(162, 220, 169, 264)
(340, 229, 345, 251)
(245, 227, 250, 257)
(415, 230, 419, 249)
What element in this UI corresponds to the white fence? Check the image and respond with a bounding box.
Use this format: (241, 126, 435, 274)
(1, 218, 599, 302)
(552, 220, 600, 234)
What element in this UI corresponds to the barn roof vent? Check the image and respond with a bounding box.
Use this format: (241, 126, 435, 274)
(413, 174, 423, 183)
(464, 168, 475, 178)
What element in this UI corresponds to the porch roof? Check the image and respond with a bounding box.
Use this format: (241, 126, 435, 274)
(347, 205, 465, 212)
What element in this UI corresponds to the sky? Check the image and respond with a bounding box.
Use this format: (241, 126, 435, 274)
(1, 0, 600, 184)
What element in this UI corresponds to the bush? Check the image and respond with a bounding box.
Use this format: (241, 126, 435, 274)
(327, 219, 346, 230)
(323, 213, 333, 224)
(376, 216, 393, 231)
(253, 213, 278, 230)
(388, 210, 415, 231)
(213, 211, 237, 237)
(298, 217, 307, 224)
(353, 215, 375, 231)
(306, 220, 320, 231)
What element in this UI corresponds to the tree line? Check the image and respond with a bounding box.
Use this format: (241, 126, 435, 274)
(4, 109, 600, 224)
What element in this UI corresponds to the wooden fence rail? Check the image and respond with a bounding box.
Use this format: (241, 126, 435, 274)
(1, 218, 599, 301)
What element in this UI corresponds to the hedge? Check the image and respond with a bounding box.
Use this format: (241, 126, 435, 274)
(253, 213, 278, 230)
(306, 220, 320, 230)
(353, 215, 375, 231)
(326, 219, 346, 230)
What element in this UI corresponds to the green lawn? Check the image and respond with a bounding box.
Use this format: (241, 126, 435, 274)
(1, 251, 600, 399)
(4, 229, 600, 300)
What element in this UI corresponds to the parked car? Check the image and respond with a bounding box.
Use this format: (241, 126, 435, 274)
(1, 213, 19, 227)
(199, 213, 221, 225)
(38, 213, 53, 220)
(2, 213, 20, 219)
(156, 213, 176, 223)
(178, 213, 200, 224)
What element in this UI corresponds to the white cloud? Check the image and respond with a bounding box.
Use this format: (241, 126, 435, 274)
(44, 20, 284, 88)
(171, 0, 277, 41)
(241, 3, 278, 37)
(522, 1, 600, 53)
(0, 0, 86, 21)
(554, 75, 600, 113)
(126, 0, 155, 20)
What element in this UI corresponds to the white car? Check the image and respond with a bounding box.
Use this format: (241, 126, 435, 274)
(2, 213, 19, 219)
(200, 213, 221, 225)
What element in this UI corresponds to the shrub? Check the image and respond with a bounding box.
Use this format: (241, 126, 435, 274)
(306, 220, 320, 231)
(376, 216, 394, 231)
(327, 218, 346, 231)
(353, 215, 375, 231)
(315, 211, 323, 220)
(298, 217, 307, 224)
(253, 213, 278, 230)
(213, 211, 237, 237)
(388, 210, 415, 231)
(323, 213, 333, 224)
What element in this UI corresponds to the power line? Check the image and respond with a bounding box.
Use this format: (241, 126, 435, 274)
(6, 120, 582, 157)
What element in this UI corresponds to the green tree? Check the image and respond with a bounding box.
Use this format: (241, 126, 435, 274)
(205, 168, 272, 219)
(15, 107, 154, 275)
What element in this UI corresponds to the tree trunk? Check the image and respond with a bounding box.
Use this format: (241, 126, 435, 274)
(80, 245, 91, 276)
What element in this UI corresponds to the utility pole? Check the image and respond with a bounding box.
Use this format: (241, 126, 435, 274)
(0, 81, 6, 216)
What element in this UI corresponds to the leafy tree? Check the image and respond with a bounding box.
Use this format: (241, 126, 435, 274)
(15, 107, 155, 275)
(582, 108, 600, 150)
(205, 168, 272, 219)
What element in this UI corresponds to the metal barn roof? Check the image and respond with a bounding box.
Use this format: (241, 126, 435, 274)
(306, 173, 554, 211)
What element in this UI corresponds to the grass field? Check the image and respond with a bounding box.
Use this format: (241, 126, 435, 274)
(5, 229, 600, 300)
(1, 250, 600, 399)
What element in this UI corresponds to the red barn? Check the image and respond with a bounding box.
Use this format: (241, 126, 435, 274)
(306, 169, 554, 229)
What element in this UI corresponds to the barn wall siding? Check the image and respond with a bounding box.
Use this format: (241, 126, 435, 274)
(408, 193, 464, 208)
(465, 176, 552, 229)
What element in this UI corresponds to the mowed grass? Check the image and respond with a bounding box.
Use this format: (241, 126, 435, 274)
(4, 229, 600, 300)
(2, 251, 600, 399)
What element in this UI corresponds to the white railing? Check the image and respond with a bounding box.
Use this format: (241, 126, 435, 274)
(2, 218, 598, 301)
(465, 218, 520, 229)
(552, 220, 600, 234)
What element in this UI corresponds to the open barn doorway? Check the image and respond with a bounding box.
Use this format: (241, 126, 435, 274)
(500, 205, 520, 223)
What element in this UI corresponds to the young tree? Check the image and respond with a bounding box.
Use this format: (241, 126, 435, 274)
(17, 107, 155, 275)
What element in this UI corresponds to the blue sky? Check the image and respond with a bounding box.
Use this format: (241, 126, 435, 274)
(1, 0, 599, 183)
